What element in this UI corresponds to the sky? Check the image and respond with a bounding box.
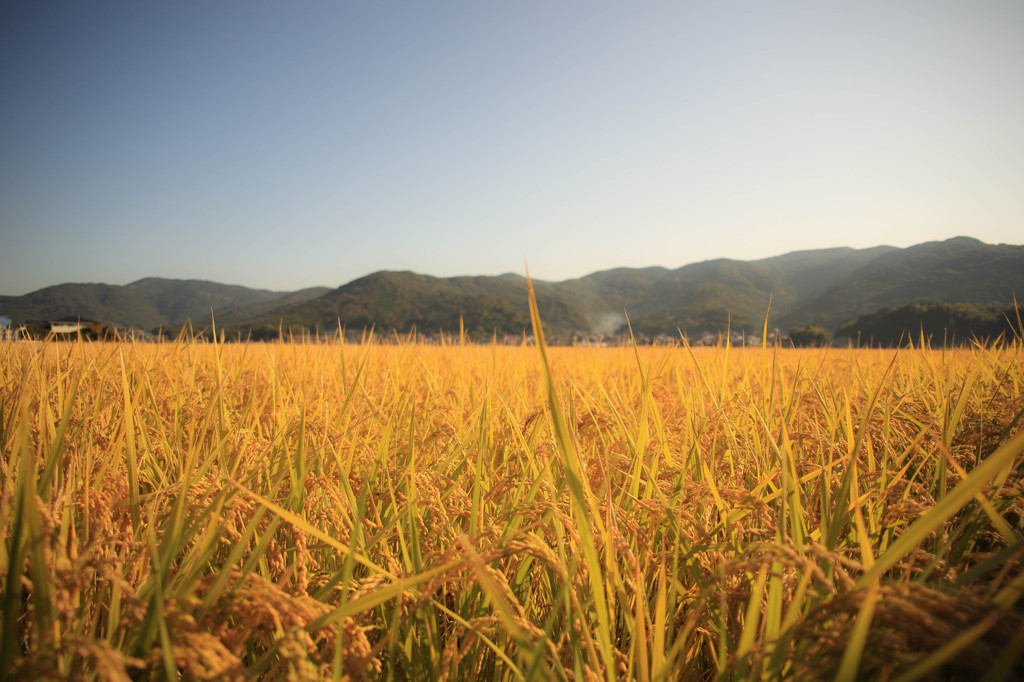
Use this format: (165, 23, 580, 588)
(2, 1, 1022, 295)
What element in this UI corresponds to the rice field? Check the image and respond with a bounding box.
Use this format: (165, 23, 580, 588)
(2, 308, 1023, 679)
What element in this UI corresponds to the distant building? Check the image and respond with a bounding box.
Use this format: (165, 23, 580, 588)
(49, 321, 90, 334)
(20, 318, 107, 339)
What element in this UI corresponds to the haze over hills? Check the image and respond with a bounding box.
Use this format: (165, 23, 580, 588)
(2, 237, 1021, 339)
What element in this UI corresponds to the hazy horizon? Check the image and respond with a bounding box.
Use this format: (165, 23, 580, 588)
(3, 2, 1022, 295)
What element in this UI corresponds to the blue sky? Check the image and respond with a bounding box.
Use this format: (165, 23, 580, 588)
(2, 1, 1022, 295)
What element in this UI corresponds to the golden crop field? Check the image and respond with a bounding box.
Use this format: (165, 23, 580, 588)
(2, 320, 1023, 679)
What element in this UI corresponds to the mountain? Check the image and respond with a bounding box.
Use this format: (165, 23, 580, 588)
(0, 283, 162, 329)
(0, 278, 329, 330)
(556, 246, 900, 336)
(207, 237, 1024, 339)
(780, 237, 1024, 331)
(222, 271, 591, 340)
(608, 259, 782, 336)
(3, 237, 1021, 340)
(754, 245, 900, 301)
(205, 286, 333, 325)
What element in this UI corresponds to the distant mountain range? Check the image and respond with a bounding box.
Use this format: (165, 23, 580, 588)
(0, 279, 330, 332)
(2, 237, 1022, 339)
